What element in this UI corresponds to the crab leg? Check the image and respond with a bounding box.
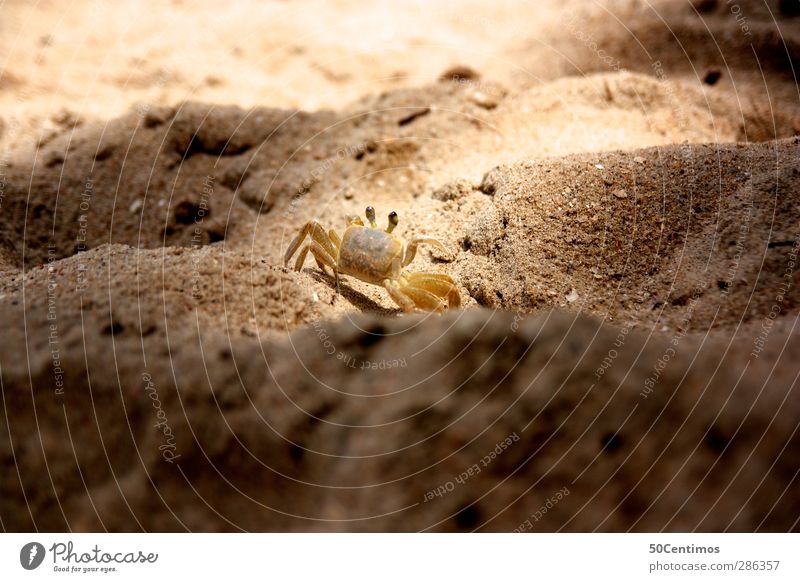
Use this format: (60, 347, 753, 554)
(403, 237, 449, 267)
(404, 272, 461, 308)
(284, 220, 338, 267)
(328, 228, 342, 251)
(383, 279, 417, 312)
(405, 272, 455, 289)
(326, 229, 343, 287)
(400, 285, 447, 313)
(293, 241, 337, 275)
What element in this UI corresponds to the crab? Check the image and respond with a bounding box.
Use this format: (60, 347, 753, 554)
(284, 206, 461, 312)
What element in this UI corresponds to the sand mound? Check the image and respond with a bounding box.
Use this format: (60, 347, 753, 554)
(1, 305, 797, 531)
(458, 138, 800, 332)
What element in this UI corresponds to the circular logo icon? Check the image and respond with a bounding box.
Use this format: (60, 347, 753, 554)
(20, 542, 46, 570)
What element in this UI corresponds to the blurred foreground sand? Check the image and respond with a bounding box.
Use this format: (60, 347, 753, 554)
(1, 0, 799, 531)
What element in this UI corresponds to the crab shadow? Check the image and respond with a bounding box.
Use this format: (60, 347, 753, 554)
(308, 270, 402, 317)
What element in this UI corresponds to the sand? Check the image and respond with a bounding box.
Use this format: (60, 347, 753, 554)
(0, 0, 798, 531)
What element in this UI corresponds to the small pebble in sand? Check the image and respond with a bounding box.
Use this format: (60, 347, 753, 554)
(703, 69, 722, 86)
(614, 189, 628, 199)
(633, 156, 646, 164)
(129, 199, 143, 213)
(566, 289, 579, 303)
(595, 163, 605, 170)
(438, 64, 480, 82)
(470, 91, 498, 110)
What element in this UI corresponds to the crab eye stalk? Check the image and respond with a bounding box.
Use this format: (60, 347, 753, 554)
(365, 206, 377, 228)
(386, 211, 399, 233)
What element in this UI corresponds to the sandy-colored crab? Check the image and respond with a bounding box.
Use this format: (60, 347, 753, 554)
(284, 206, 461, 312)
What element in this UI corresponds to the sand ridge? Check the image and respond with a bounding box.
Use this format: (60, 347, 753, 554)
(0, 0, 799, 532)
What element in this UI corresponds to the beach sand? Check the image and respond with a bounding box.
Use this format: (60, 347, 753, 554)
(1, 0, 798, 531)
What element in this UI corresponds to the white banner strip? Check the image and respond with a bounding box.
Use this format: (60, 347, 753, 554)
(1, 534, 796, 580)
